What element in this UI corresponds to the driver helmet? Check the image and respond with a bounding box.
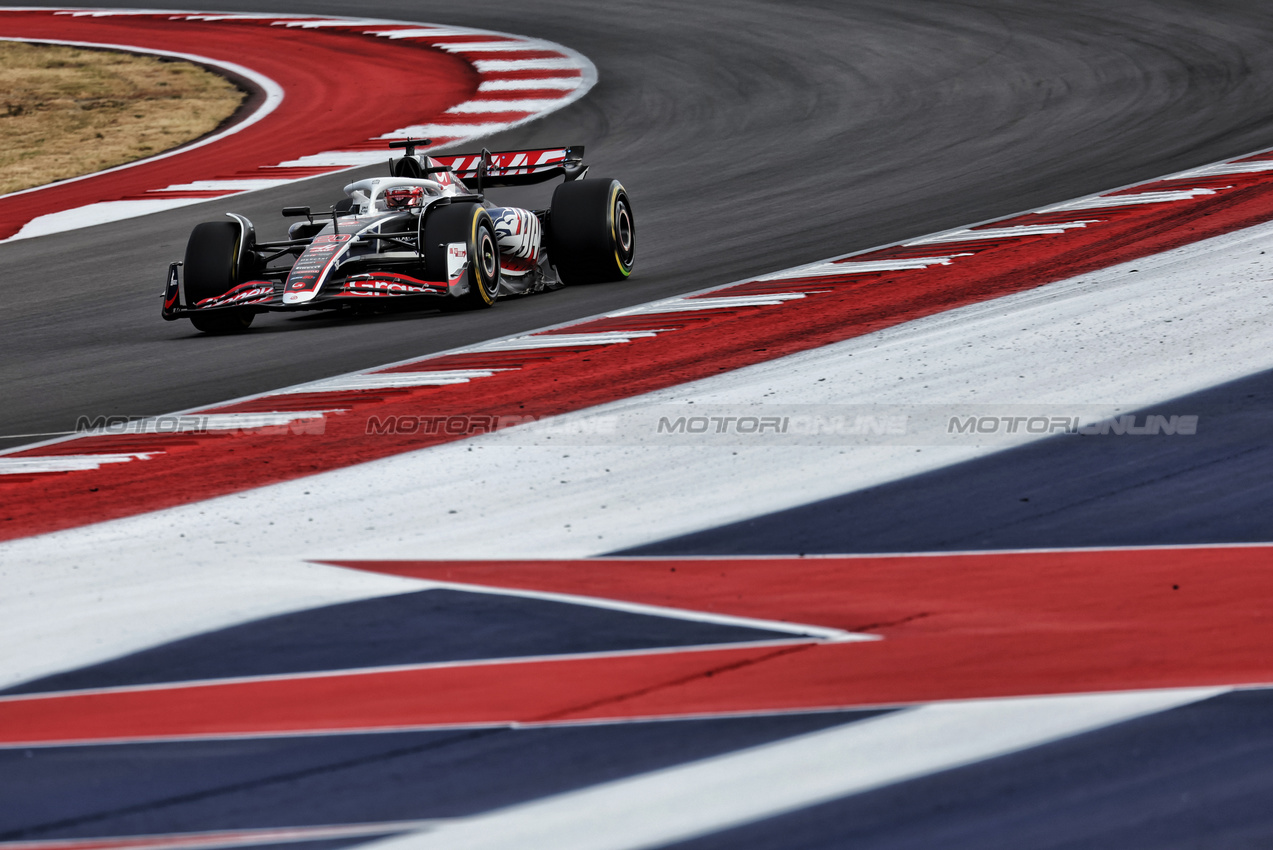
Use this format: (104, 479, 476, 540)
(384, 186, 425, 209)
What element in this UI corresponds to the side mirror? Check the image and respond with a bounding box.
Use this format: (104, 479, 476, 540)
(282, 206, 312, 220)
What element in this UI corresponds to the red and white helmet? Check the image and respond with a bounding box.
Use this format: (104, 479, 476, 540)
(384, 186, 425, 209)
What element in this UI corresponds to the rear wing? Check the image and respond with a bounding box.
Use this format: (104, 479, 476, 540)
(388, 140, 588, 190)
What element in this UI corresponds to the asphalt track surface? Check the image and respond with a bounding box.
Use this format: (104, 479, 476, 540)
(6, 0, 1273, 448)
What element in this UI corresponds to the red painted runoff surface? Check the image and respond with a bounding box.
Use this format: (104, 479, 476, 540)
(2, 547, 1270, 746)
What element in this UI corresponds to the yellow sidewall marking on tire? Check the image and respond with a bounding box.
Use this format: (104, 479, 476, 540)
(610, 182, 632, 277)
(471, 207, 495, 304)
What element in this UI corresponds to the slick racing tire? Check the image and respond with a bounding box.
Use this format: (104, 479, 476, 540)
(424, 202, 500, 310)
(184, 220, 256, 334)
(549, 178, 634, 285)
(189, 308, 254, 334)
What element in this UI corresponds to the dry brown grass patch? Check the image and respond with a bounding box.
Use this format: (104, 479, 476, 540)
(0, 41, 245, 195)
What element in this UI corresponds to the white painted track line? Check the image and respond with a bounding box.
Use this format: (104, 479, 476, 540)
(757, 255, 965, 279)
(447, 100, 561, 113)
(401, 578, 866, 643)
(475, 331, 667, 350)
(0, 453, 154, 474)
(1039, 188, 1216, 211)
(1179, 160, 1273, 177)
(908, 220, 1099, 244)
(276, 371, 505, 393)
(479, 78, 582, 91)
(609, 293, 807, 315)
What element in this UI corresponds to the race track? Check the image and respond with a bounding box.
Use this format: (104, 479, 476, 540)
(5, 2, 1273, 848)
(5, 0, 1273, 445)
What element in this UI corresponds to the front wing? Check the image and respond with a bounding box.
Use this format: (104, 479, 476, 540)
(162, 253, 471, 320)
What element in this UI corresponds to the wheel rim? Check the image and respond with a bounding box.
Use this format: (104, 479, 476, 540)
(613, 194, 634, 269)
(478, 227, 498, 293)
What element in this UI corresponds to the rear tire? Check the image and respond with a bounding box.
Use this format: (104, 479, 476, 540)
(423, 203, 500, 309)
(184, 220, 255, 334)
(549, 178, 634, 284)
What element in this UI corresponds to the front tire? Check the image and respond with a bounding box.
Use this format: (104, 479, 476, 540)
(189, 309, 254, 334)
(549, 178, 634, 284)
(184, 220, 256, 334)
(423, 203, 500, 309)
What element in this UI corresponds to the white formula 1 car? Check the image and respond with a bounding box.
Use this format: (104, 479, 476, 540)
(163, 140, 635, 333)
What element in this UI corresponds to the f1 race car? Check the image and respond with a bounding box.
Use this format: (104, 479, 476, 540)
(162, 140, 635, 333)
